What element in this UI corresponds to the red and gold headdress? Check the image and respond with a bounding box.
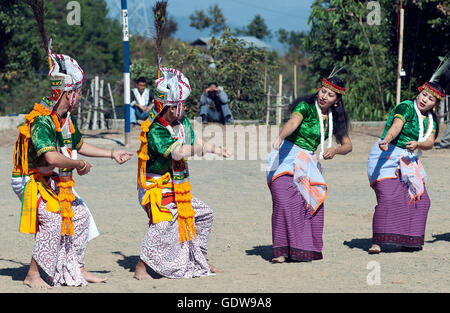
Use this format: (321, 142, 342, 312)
(418, 82, 445, 101)
(420, 55, 449, 101)
(319, 66, 346, 95)
(321, 78, 346, 95)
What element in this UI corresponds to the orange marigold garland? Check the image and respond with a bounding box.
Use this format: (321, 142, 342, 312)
(57, 176, 75, 236)
(172, 159, 196, 243)
(52, 113, 77, 236)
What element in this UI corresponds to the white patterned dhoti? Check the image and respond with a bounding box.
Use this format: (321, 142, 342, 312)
(138, 193, 215, 279)
(11, 175, 98, 286)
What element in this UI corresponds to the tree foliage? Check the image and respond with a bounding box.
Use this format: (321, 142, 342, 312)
(189, 9, 212, 32)
(0, 0, 123, 115)
(277, 29, 307, 57)
(304, 0, 449, 121)
(189, 4, 227, 36)
(2, 0, 447, 123)
(165, 30, 278, 119)
(234, 14, 272, 40)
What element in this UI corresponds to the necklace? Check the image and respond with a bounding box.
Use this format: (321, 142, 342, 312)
(413, 100, 433, 143)
(315, 100, 333, 159)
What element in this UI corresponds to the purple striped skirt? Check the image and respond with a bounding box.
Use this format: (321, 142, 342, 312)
(269, 174, 324, 261)
(372, 178, 430, 247)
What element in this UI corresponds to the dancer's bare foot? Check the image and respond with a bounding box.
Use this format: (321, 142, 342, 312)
(209, 264, 223, 273)
(81, 267, 107, 283)
(23, 273, 51, 289)
(368, 244, 381, 254)
(271, 256, 286, 263)
(23, 257, 51, 288)
(133, 259, 151, 280)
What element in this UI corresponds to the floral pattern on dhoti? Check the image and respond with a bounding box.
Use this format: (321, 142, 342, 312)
(33, 195, 90, 286)
(12, 175, 92, 286)
(138, 192, 214, 279)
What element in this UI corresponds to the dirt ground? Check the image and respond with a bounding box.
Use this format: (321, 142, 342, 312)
(0, 122, 449, 293)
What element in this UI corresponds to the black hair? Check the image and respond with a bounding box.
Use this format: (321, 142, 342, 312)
(207, 82, 218, 88)
(137, 77, 147, 84)
(421, 81, 444, 138)
(289, 76, 349, 144)
(159, 105, 169, 117)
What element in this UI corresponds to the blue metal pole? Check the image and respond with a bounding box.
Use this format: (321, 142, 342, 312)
(121, 0, 131, 145)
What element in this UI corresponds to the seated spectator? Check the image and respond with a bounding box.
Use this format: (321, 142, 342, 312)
(130, 77, 154, 125)
(199, 82, 234, 124)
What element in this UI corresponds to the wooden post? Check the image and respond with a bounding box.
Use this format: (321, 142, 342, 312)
(99, 79, 106, 129)
(293, 64, 297, 98)
(264, 66, 267, 94)
(108, 82, 117, 129)
(83, 80, 94, 130)
(80, 88, 89, 129)
(444, 96, 450, 122)
(276, 74, 282, 126)
(287, 95, 293, 122)
(439, 96, 445, 124)
(92, 76, 99, 130)
(266, 87, 271, 125)
(396, 4, 404, 104)
(77, 88, 83, 129)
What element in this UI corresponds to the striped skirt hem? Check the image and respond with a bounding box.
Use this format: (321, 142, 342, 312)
(273, 246, 323, 262)
(372, 233, 424, 247)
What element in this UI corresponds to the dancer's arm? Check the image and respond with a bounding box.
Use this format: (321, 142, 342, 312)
(323, 134, 352, 159)
(194, 137, 232, 158)
(171, 144, 195, 161)
(78, 142, 133, 164)
(44, 151, 91, 175)
(171, 139, 232, 160)
(406, 133, 436, 152)
(379, 118, 404, 151)
(44, 151, 86, 170)
(273, 113, 303, 150)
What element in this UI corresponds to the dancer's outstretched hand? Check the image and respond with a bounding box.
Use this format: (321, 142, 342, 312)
(77, 160, 93, 176)
(112, 150, 133, 164)
(378, 139, 389, 152)
(272, 136, 283, 150)
(322, 147, 337, 160)
(405, 141, 418, 152)
(218, 146, 233, 158)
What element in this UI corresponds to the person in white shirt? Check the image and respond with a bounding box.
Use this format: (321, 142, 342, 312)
(130, 77, 154, 125)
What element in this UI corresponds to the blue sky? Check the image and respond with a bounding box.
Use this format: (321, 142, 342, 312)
(105, 0, 313, 51)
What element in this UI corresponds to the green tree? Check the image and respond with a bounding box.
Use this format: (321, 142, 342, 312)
(188, 4, 227, 36)
(305, 0, 397, 120)
(234, 14, 272, 40)
(208, 4, 227, 35)
(189, 9, 212, 32)
(395, 0, 449, 97)
(304, 0, 449, 121)
(47, 0, 123, 78)
(0, 0, 123, 115)
(165, 31, 278, 120)
(275, 29, 310, 98)
(276, 29, 306, 55)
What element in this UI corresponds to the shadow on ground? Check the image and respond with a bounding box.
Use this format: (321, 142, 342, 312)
(343, 238, 372, 252)
(426, 232, 450, 243)
(0, 258, 28, 281)
(343, 238, 430, 253)
(112, 251, 161, 279)
(245, 245, 272, 261)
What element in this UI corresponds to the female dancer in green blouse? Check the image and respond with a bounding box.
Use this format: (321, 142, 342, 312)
(367, 81, 444, 254)
(266, 76, 352, 262)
